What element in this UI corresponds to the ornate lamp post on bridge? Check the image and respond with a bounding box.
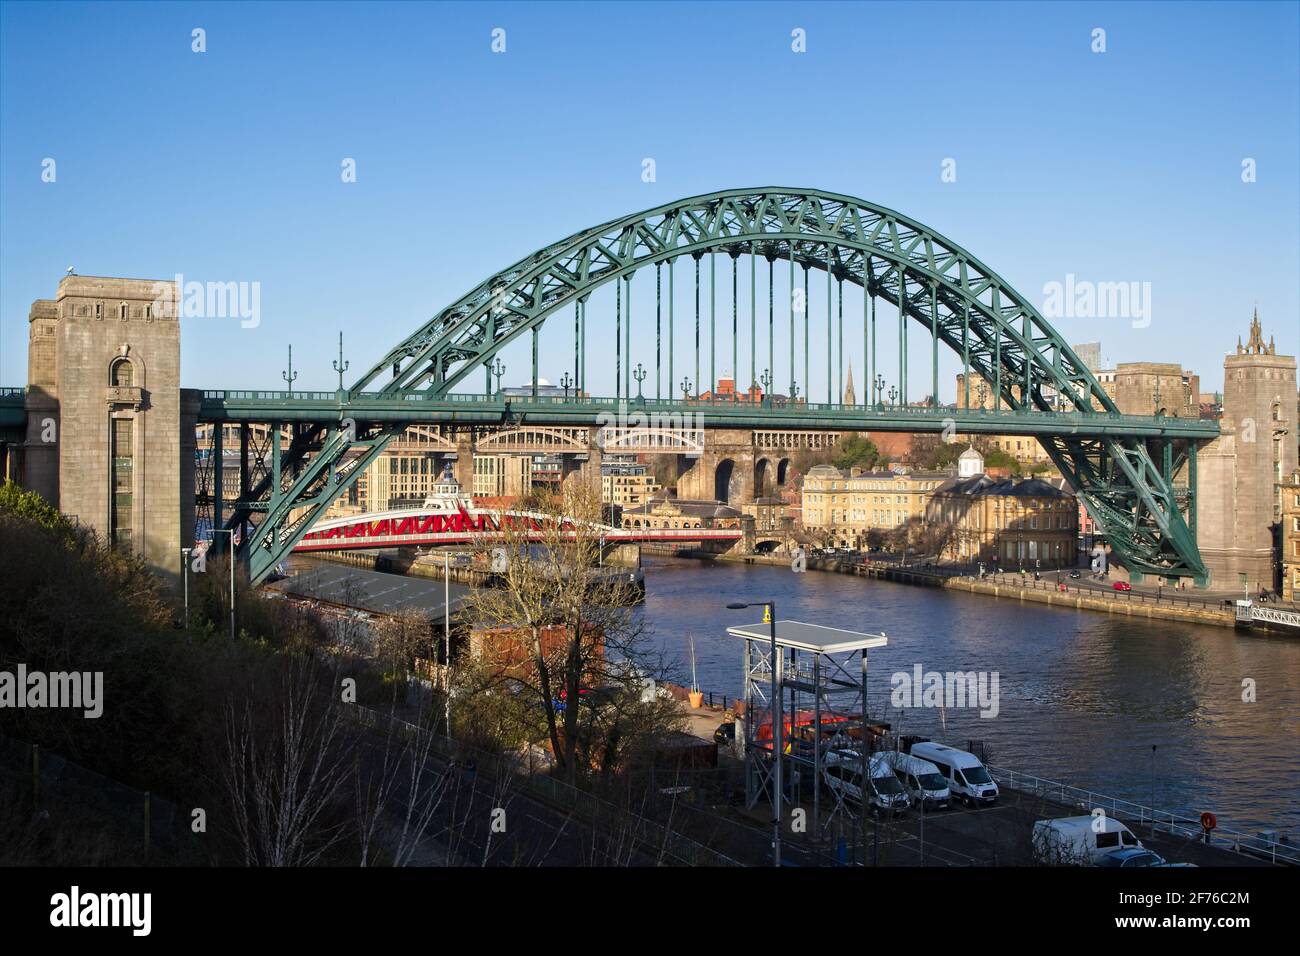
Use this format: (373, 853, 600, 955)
(560, 371, 573, 400)
(282, 345, 298, 393)
(680, 376, 693, 402)
(333, 332, 350, 393)
(874, 373, 885, 408)
(760, 368, 772, 408)
(492, 358, 506, 394)
(633, 363, 647, 403)
(976, 380, 989, 410)
(888, 385, 898, 408)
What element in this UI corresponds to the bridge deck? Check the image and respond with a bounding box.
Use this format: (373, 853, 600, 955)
(195, 391, 1219, 439)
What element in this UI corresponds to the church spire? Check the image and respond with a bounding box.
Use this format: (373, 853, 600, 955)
(1246, 307, 1267, 354)
(843, 360, 856, 406)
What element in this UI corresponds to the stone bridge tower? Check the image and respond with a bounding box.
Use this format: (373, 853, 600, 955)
(23, 275, 191, 583)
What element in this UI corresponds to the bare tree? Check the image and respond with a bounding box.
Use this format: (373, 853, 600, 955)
(465, 480, 681, 783)
(220, 651, 355, 866)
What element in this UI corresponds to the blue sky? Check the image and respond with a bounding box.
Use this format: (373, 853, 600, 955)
(1, 0, 1296, 399)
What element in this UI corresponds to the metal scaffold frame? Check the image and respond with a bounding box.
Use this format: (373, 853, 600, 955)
(727, 620, 888, 853)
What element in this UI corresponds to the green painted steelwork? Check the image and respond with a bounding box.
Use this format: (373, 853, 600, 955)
(211, 188, 1216, 585)
(199, 390, 1219, 439)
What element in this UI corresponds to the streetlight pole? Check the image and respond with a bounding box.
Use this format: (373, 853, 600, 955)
(180, 547, 191, 631)
(444, 550, 452, 736)
(727, 600, 781, 867)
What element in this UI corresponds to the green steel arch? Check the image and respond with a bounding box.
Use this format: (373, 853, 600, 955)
(229, 188, 1208, 586)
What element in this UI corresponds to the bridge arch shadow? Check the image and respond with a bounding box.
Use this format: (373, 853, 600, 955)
(714, 459, 736, 504)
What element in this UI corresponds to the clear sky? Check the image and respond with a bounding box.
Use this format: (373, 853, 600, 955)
(1, 0, 1296, 399)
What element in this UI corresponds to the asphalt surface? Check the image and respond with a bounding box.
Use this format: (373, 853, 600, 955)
(273, 559, 474, 621)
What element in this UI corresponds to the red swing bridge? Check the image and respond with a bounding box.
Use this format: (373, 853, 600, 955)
(294, 503, 742, 553)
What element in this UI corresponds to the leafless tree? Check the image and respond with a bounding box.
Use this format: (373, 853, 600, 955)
(220, 651, 355, 866)
(465, 480, 682, 783)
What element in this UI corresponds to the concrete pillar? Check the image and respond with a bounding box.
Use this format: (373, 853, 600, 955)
(453, 431, 474, 492)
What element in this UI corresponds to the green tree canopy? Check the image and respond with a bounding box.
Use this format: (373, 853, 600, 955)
(832, 434, 885, 471)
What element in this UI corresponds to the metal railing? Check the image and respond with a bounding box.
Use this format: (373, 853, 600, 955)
(988, 765, 1299, 865)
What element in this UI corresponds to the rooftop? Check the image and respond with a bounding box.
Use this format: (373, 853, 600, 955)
(725, 620, 888, 654)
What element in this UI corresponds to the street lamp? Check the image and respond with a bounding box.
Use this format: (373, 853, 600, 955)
(180, 547, 192, 632)
(760, 368, 772, 407)
(633, 363, 647, 401)
(560, 371, 573, 400)
(492, 358, 506, 394)
(333, 332, 350, 391)
(726, 599, 781, 867)
(443, 551, 453, 735)
(680, 376, 693, 402)
(874, 373, 885, 407)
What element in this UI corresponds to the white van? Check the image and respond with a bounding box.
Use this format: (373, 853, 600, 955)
(822, 750, 910, 815)
(908, 742, 999, 807)
(1032, 815, 1143, 865)
(879, 751, 950, 809)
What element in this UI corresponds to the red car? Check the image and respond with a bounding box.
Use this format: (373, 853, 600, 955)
(1113, 581, 1132, 592)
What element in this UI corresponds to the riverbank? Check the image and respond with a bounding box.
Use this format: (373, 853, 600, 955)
(668, 548, 1244, 629)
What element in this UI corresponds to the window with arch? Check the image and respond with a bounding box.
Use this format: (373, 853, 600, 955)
(119, 302, 128, 320)
(110, 358, 134, 387)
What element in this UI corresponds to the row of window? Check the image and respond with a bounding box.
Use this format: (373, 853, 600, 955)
(85, 301, 154, 320)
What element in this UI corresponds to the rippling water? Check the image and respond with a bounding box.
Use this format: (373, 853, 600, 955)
(637, 557, 1300, 835)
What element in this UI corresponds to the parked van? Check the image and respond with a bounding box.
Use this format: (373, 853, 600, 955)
(822, 750, 910, 815)
(1031, 815, 1143, 865)
(879, 751, 950, 809)
(908, 742, 999, 806)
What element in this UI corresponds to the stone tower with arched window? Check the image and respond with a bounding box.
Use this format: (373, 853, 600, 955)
(24, 275, 190, 579)
(1195, 309, 1297, 591)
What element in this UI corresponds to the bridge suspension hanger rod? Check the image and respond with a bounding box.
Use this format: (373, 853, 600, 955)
(624, 273, 633, 401)
(668, 258, 674, 403)
(768, 253, 775, 399)
(862, 257, 869, 407)
(788, 246, 796, 399)
(803, 259, 810, 403)
(694, 253, 701, 400)
(897, 268, 907, 406)
(656, 262, 663, 401)
(615, 276, 622, 401)
(732, 250, 738, 396)
(710, 251, 716, 396)
(750, 241, 757, 390)
(837, 271, 844, 405)
(931, 282, 939, 408)
(826, 244, 833, 405)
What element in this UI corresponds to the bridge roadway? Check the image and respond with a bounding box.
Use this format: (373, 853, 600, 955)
(196, 389, 1220, 440)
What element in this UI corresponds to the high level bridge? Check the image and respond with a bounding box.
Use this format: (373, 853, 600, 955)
(183, 189, 1218, 585)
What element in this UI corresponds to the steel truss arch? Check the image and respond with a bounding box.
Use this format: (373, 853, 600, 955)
(228, 189, 1207, 585)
